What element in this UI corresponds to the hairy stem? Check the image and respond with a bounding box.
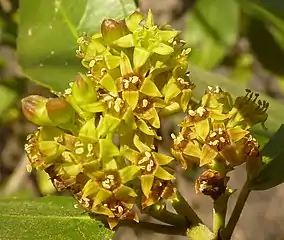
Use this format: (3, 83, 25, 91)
(221, 181, 251, 239)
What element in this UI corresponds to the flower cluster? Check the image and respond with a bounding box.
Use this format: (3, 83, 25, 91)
(171, 86, 268, 199)
(22, 9, 269, 227)
(22, 10, 194, 228)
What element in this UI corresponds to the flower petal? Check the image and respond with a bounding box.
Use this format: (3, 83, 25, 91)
(113, 34, 134, 48)
(122, 146, 140, 164)
(154, 166, 175, 180)
(133, 134, 151, 152)
(158, 30, 180, 42)
(119, 165, 141, 184)
(120, 52, 133, 76)
(152, 152, 174, 165)
(100, 73, 118, 93)
(82, 179, 99, 198)
(148, 108, 160, 128)
(80, 101, 105, 113)
(97, 114, 121, 138)
(79, 118, 97, 141)
(141, 174, 154, 198)
(140, 79, 162, 97)
(114, 184, 138, 198)
(99, 137, 120, 160)
(92, 205, 114, 218)
(134, 47, 150, 69)
(163, 81, 180, 102)
(137, 119, 156, 136)
(183, 141, 202, 158)
(180, 89, 192, 112)
(152, 43, 174, 55)
(145, 9, 154, 27)
(200, 145, 218, 166)
(104, 54, 121, 69)
(93, 188, 112, 207)
(228, 126, 249, 142)
(122, 91, 139, 110)
(195, 119, 210, 142)
(125, 11, 145, 32)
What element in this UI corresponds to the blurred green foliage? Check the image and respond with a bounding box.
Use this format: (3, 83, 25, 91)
(0, 0, 26, 124)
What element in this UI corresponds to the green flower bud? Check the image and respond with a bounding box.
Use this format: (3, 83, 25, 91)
(101, 19, 128, 44)
(71, 74, 97, 106)
(46, 98, 74, 125)
(22, 95, 54, 126)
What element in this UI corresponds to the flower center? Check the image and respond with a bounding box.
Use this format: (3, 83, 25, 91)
(206, 128, 230, 152)
(122, 75, 142, 91)
(138, 151, 156, 174)
(176, 77, 194, 90)
(102, 94, 125, 113)
(101, 173, 119, 190)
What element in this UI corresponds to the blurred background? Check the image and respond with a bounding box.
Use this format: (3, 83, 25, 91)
(1, 0, 284, 239)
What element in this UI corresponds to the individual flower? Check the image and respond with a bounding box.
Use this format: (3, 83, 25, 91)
(122, 134, 175, 207)
(195, 169, 228, 200)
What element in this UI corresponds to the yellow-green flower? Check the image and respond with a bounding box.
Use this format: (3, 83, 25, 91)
(172, 88, 267, 169)
(123, 134, 174, 206)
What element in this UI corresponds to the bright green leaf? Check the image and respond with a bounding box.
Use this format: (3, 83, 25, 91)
(18, 0, 136, 91)
(0, 196, 114, 239)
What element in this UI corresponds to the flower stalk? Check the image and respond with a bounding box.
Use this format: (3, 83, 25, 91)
(221, 181, 251, 240)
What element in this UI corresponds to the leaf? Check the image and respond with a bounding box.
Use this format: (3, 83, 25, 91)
(0, 196, 114, 240)
(18, 0, 136, 91)
(183, 0, 239, 69)
(249, 125, 284, 190)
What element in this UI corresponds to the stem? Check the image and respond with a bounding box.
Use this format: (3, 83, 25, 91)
(213, 193, 229, 238)
(221, 181, 251, 240)
(118, 220, 187, 236)
(148, 205, 187, 227)
(171, 191, 214, 240)
(171, 191, 202, 225)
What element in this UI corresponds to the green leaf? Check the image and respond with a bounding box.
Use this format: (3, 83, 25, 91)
(184, 0, 239, 69)
(0, 196, 114, 239)
(18, 0, 136, 91)
(249, 125, 284, 190)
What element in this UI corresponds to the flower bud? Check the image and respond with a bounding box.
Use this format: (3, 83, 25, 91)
(195, 169, 227, 200)
(22, 95, 54, 126)
(72, 74, 97, 106)
(46, 98, 74, 125)
(101, 19, 128, 44)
